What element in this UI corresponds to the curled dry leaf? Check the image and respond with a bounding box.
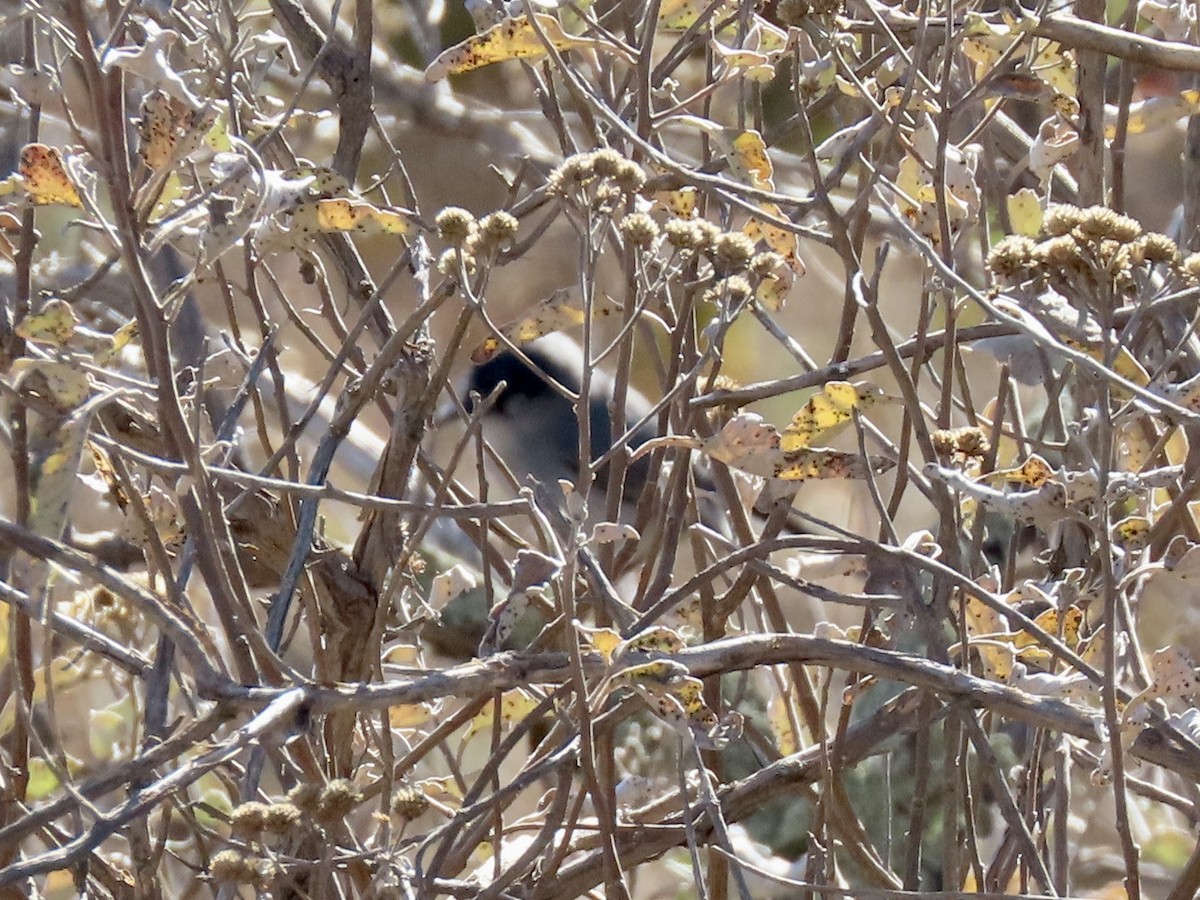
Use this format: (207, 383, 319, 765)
(428, 564, 478, 610)
(138, 90, 215, 171)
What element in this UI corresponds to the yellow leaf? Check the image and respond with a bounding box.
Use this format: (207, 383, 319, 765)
(12, 359, 91, 410)
(781, 381, 884, 451)
(973, 640, 1016, 681)
(425, 14, 625, 81)
(1113, 515, 1151, 551)
(292, 197, 411, 235)
(138, 90, 213, 170)
(755, 266, 792, 311)
(743, 202, 805, 276)
(963, 592, 1006, 637)
(655, 186, 697, 218)
(19, 144, 83, 207)
(577, 623, 622, 662)
(1006, 188, 1043, 236)
(995, 454, 1053, 487)
(729, 130, 774, 190)
(16, 298, 77, 347)
(1012, 605, 1083, 651)
(465, 689, 540, 740)
(617, 626, 686, 658)
(390, 702, 436, 729)
(774, 448, 892, 481)
(658, 0, 738, 30)
(712, 39, 775, 81)
(470, 293, 621, 363)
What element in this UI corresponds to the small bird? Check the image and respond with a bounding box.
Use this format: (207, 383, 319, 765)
(464, 334, 658, 512)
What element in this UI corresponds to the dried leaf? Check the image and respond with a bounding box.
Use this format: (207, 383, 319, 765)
(290, 198, 411, 236)
(138, 90, 214, 170)
(465, 689, 540, 740)
(658, 0, 738, 29)
(425, 14, 625, 81)
(470, 294, 621, 363)
(781, 381, 885, 451)
(1006, 188, 1043, 236)
(19, 144, 83, 207)
(429, 565, 478, 610)
(15, 299, 77, 347)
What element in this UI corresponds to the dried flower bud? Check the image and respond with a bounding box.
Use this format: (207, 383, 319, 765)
(987, 235, 1037, 279)
(392, 784, 430, 822)
(614, 160, 646, 193)
(210, 850, 258, 884)
(1077, 206, 1141, 243)
(1183, 253, 1200, 280)
(479, 211, 519, 243)
(315, 779, 361, 824)
(705, 275, 753, 304)
(664, 218, 706, 252)
(548, 152, 597, 194)
(711, 232, 756, 272)
(592, 148, 625, 178)
(1042, 204, 1084, 237)
(750, 251, 785, 276)
(437, 248, 476, 276)
(620, 213, 659, 248)
(230, 802, 270, 836)
(1038, 234, 1082, 270)
(262, 803, 302, 834)
(435, 207, 476, 244)
(287, 783, 321, 814)
(1132, 232, 1179, 266)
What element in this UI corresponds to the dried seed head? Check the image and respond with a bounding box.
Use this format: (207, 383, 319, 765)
(287, 783, 322, 814)
(478, 211, 519, 245)
(1042, 204, 1085, 237)
(986, 235, 1037, 279)
(1077, 205, 1142, 243)
(705, 275, 753, 304)
(591, 148, 626, 178)
(664, 218, 706, 252)
(931, 429, 957, 457)
(749, 251, 785, 277)
(229, 802, 270, 837)
(620, 212, 660, 249)
(435, 207, 477, 244)
(437, 248, 476, 276)
(1183, 253, 1200, 280)
(392, 784, 431, 822)
(955, 427, 990, 457)
(613, 160, 646, 193)
(710, 232, 756, 272)
(315, 779, 362, 824)
(548, 152, 597, 194)
(1132, 232, 1179, 266)
(262, 802, 303, 834)
(210, 850, 258, 884)
(693, 219, 721, 252)
(1038, 234, 1083, 270)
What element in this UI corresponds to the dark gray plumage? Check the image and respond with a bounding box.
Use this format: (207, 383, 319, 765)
(465, 335, 656, 504)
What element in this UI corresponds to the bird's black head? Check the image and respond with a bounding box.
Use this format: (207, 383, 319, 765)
(466, 342, 582, 413)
